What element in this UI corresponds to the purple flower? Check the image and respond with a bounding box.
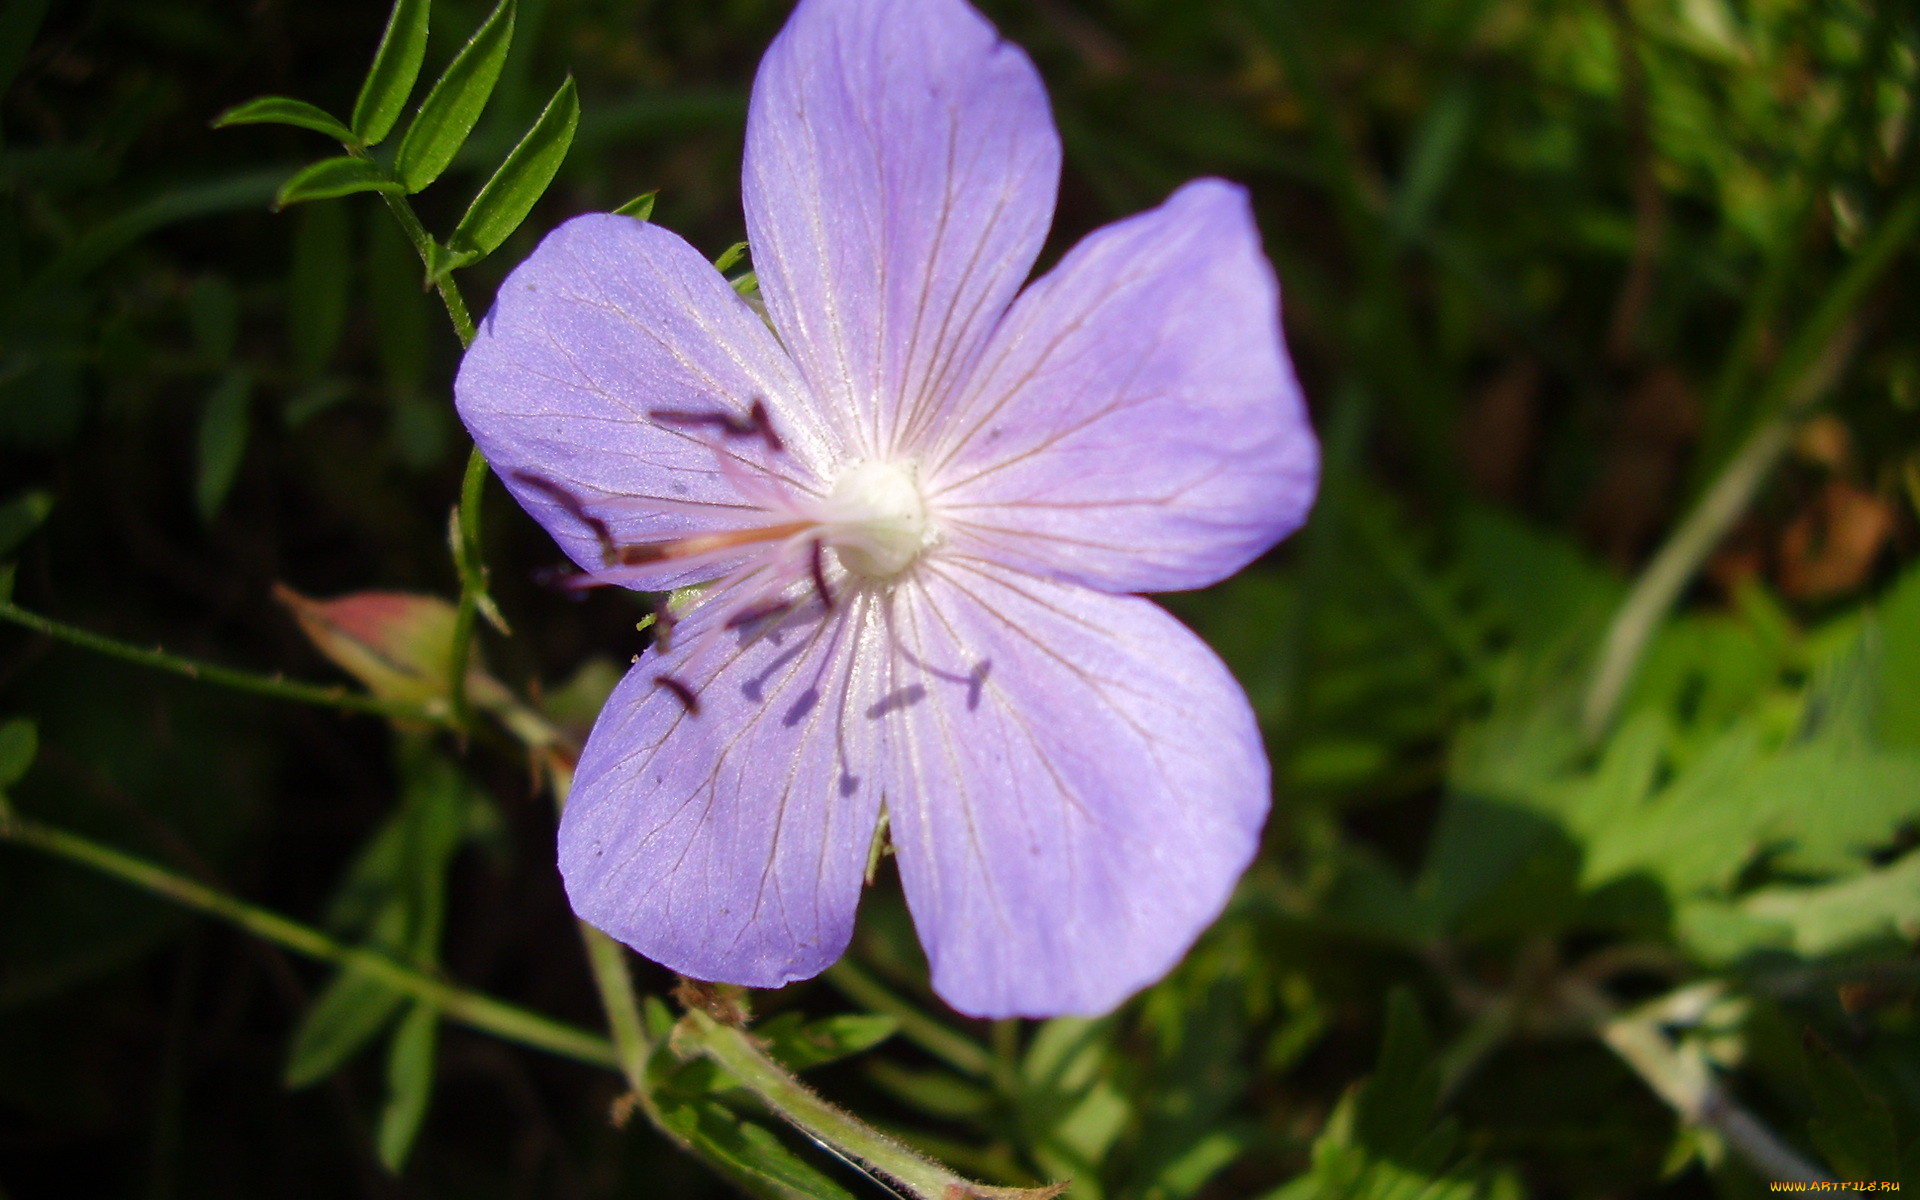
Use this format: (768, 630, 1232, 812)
(455, 0, 1318, 1017)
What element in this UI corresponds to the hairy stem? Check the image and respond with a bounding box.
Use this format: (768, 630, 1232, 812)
(1562, 981, 1830, 1182)
(0, 600, 444, 725)
(683, 1010, 1054, 1200)
(0, 812, 616, 1070)
(1582, 186, 1920, 738)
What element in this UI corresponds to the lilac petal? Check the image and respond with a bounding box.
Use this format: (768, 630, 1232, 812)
(559, 588, 891, 987)
(882, 559, 1268, 1017)
(926, 180, 1319, 594)
(743, 0, 1060, 457)
(456, 213, 842, 590)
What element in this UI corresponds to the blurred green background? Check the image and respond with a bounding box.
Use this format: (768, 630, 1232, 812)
(2, 0, 1917, 1195)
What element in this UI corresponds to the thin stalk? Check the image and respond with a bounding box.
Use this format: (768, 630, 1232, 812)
(0, 600, 442, 725)
(360, 176, 496, 732)
(0, 812, 617, 1070)
(1582, 187, 1920, 739)
(683, 1011, 1057, 1200)
(1561, 981, 1830, 1183)
(446, 445, 491, 729)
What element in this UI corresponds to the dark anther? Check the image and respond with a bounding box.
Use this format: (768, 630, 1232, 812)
(513, 472, 619, 567)
(651, 601, 679, 653)
(724, 598, 795, 630)
(648, 397, 783, 454)
(809, 538, 835, 610)
(653, 674, 700, 715)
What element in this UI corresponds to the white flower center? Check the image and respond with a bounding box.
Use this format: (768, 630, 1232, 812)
(824, 461, 932, 579)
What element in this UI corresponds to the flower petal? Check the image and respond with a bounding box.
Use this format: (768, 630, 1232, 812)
(742, 0, 1060, 458)
(926, 180, 1319, 594)
(559, 589, 892, 987)
(456, 213, 840, 590)
(881, 559, 1268, 1017)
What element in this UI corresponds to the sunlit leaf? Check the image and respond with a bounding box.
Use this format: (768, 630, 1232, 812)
(444, 75, 578, 266)
(656, 1098, 859, 1200)
(755, 1012, 895, 1072)
(351, 0, 431, 146)
(273, 157, 401, 209)
(612, 189, 657, 220)
(212, 96, 357, 145)
(194, 368, 251, 520)
(393, 0, 516, 194)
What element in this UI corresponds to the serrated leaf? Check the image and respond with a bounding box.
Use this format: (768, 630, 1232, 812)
(658, 1098, 859, 1200)
(194, 369, 251, 520)
(444, 75, 577, 264)
(1804, 1033, 1902, 1180)
(0, 489, 54, 559)
(756, 1012, 895, 1072)
(613, 189, 656, 220)
(284, 967, 408, 1088)
(377, 1002, 440, 1171)
(393, 0, 515, 193)
(213, 96, 358, 145)
(352, 0, 431, 146)
(0, 718, 37, 788)
(288, 201, 351, 380)
(274, 157, 401, 209)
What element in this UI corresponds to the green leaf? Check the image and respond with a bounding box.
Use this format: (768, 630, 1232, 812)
(212, 96, 358, 145)
(288, 202, 351, 381)
(377, 1002, 440, 1171)
(657, 1098, 859, 1200)
(351, 0, 431, 146)
(755, 1012, 896, 1072)
(712, 241, 748, 273)
(612, 189, 657, 220)
(0, 718, 37, 788)
(1804, 1033, 1902, 1180)
(194, 369, 252, 520)
(274, 158, 401, 209)
(393, 0, 516, 194)
(284, 967, 408, 1088)
(444, 75, 578, 265)
(0, 489, 54, 560)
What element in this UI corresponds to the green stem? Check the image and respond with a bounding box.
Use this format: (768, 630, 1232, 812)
(0, 600, 443, 725)
(0, 812, 617, 1070)
(446, 445, 491, 729)
(1561, 981, 1830, 1183)
(1582, 187, 1920, 739)
(684, 1011, 1048, 1200)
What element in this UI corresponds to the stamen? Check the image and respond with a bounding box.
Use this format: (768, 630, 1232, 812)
(809, 538, 835, 610)
(653, 674, 700, 715)
(613, 521, 815, 567)
(649, 397, 784, 454)
(651, 600, 679, 652)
